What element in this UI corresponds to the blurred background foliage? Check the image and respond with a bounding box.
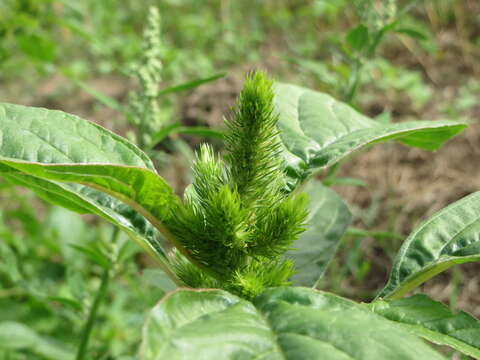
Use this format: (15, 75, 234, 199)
(0, 0, 479, 358)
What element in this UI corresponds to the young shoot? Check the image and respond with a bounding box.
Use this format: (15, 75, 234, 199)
(166, 72, 308, 299)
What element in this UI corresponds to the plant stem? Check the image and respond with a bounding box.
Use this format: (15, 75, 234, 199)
(345, 58, 363, 104)
(75, 228, 118, 360)
(76, 267, 110, 360)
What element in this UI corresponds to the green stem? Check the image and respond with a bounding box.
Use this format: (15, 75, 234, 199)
(75, 228, 118, 360)
(345, 58, 363, 104)
(75, 268, 110, 360)
(323, 161, 343, 186)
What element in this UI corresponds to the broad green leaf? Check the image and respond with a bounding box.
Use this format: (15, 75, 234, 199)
(378, 192, 480, 300)
(0, 103, 179, 276)
(0, 321, 73, 360)
(1, 170, 167, 261)
(2, 168, 94, 214)
(370, 294, 480, 359)
(0, 103, 155, 168)
(287, 181, 352, 286)
(18, 34, 56, 62)
(346, 24, 369, 51)
(1, 161, 177, 229)
(273, 83, 467, 187)
(141, 287, 445, 360)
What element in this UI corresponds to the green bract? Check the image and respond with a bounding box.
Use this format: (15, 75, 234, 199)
(1, 72, 479, 359)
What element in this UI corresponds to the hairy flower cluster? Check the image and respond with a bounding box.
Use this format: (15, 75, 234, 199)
(127, 6, 163, 148)
(354, 0, 397, 31)
(166, 72, 308, 299)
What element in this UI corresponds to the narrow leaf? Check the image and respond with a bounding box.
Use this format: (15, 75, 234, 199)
(395, 28, 428, 41)
(287, 181, 352, 286)
(74, 79, 123, 111)
(149, 123, 223, 149)
(370, 294, 480, 359)
(174, 126, 223, 139)
(149, 123, 182, 146)
(0, 321, 73, 360)
(346, 227, 402, 240)
(378, 192, 480, 300)
(141, 287, 445, 359)
(69, 244, 112, 268)
(323, 177, 367, 187)
(158, 73, 226, 95)
(273, 83, 467, 188)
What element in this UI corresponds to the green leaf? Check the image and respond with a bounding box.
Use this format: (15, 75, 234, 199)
(346, 227, 402, 240)
(158, 73, 226, 95)
(171, 126, 223, 139)
(323, 177, 367, 187)
(287, 181, 352, 286)
(0, 321, 74, 360)
(48, 296, 83, 311)
(74, 79, 123, 111)
(395, 28, 428, 41)
(18, 34, 56, 62)
(141, 287, 445, 359)
(149, 123, 223, 149)
(346, 24, 369, 51)
(141, 269, 178, 293)
(1, 169, 168, 264)
(370, 294, 480, 359)
(0, 103, 155, 167)
(2, 162, 177, 228)
(69, 243, 112, 268)
(273, 83, 467, 188)
(0, 103, 179, 277)
(378, 192, 480, 300)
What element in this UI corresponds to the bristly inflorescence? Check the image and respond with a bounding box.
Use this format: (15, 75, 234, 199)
(166, 71, 308, 299)
(224, 72, 284, 207)
(353, 0, 397, 32)
(127, 6, 163, 148)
